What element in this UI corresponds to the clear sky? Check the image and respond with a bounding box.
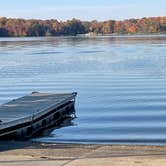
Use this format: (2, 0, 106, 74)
(0, 0, 166, 21)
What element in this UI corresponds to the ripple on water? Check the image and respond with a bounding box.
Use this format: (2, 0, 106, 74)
(0, 36, 166, 145)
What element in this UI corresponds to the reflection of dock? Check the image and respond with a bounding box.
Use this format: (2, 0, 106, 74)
(0, 92, 77, 139)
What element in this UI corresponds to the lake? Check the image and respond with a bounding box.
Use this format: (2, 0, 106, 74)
(0, 35, 166, 145)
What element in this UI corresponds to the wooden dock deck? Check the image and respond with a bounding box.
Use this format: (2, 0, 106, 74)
(0, 92, 77, 139)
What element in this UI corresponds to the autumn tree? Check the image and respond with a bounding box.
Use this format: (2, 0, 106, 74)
(89, 20, 102, 34)
(101, 20, 115, 34)
(0, 16, 166, 37)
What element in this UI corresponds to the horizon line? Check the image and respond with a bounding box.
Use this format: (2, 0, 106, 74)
(0, 15, 166, 22)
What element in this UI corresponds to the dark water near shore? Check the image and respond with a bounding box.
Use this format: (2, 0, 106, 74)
(0, 35, 166, 145)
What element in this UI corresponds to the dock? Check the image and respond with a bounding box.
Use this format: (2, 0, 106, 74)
(0, 92, 77, 139)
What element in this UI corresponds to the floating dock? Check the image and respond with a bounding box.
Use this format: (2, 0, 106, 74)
(0, 92, 77, 139)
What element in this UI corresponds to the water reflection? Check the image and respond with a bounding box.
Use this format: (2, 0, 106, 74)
(0, 35, 166, 49)
(39, 117, 76, 138)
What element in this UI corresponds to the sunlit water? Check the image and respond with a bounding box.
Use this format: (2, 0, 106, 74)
(0, 35, 166, 145)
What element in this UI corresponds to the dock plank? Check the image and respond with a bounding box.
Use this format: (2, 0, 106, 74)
(0, 92, 76, 123)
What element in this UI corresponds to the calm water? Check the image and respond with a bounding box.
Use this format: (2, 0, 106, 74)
(0, 35, 166, 145)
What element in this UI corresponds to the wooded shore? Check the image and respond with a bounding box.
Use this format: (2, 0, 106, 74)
(0, 16, 166, 37)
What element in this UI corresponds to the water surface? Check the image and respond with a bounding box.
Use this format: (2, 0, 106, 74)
(0, 35, 166, 145)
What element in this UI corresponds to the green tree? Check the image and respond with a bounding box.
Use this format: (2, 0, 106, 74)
(63, 19, 86, 36)
(0, 28, 9, 37)
(27, 23, 45, 36)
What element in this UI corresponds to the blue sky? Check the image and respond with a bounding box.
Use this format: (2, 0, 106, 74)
(0, 0, 166, 21)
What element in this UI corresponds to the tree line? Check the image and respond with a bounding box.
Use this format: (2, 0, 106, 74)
(0, 16, 166, 37)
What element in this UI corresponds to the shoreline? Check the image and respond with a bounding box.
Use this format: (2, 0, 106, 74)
(0, 33, 166, 38)
(1, 141, 166, 165)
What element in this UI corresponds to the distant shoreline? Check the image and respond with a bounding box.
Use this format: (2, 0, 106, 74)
(0, 33, 166, 38)
(0, 16, 166, 37)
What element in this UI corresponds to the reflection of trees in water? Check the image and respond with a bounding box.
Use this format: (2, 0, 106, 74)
(41, 117, 76, 137)
(0, 39, 60, 50)
(0, 35, 166, 49)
